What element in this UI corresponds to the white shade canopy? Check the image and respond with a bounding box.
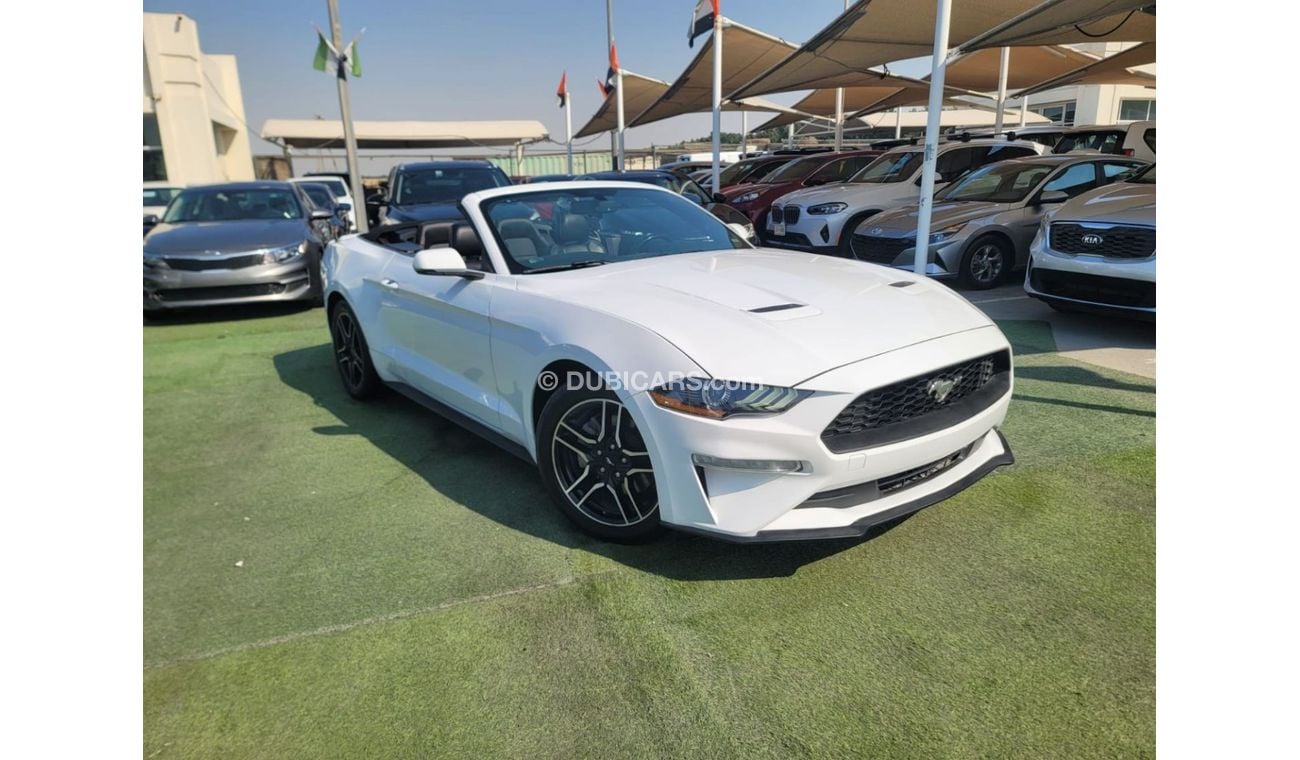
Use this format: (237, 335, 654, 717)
(854, 107, 1049, 129)
(730, 0, 1155, 100)
(573, 70, 670, 139)
(944, 45, 1099, 92)
(629, 20, 799, 128)
(1018, 41, 1155, 97)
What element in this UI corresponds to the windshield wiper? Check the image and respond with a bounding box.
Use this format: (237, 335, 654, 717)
(523, 259, 610, 274)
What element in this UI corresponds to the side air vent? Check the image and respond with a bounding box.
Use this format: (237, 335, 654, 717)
(888, 281, 914, 288)
(749, 303, 804, 313)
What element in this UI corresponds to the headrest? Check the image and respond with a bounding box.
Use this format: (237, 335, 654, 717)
(451, 224, 483, 258)
(498, 219, 539, 240)
(552, 214, 590, 244)
(420, 222, 455, 249)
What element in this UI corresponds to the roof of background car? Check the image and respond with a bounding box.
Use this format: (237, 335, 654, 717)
(177, 181, 298, 191)
(392, 160, 499, 171)
(579, 170, 681, 181)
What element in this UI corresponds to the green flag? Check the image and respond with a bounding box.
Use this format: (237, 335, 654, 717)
(312, 31, 331, 72)
(345, 40, 360, 77)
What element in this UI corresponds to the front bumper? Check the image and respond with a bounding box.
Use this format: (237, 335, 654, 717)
(765, 205, 852, 252)
(143, 258, 314, 310)
(1024, 233, 1156, 315)
(629, 326, 1014, 542)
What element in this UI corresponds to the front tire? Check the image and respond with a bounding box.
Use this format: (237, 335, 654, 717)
(537, 387, 661, 542)
(329, 301, 382, 399)
(959, 235, 1012, 290)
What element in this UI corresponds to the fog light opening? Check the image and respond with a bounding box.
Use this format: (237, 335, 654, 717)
(691, 454, 811, 474)
(819, 224, 830, 243)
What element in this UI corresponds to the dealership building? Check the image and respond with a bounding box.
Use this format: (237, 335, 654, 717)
(143, 12, 254, 184)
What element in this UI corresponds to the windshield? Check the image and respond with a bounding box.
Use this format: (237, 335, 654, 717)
(393, 167, 508, 205)
(760, 156, 821, 184)
(143, 187, 181, 206)
(1129, 164, 1156, 184)
(480, 187, 749, 274)
(1054, 130, 1124, 154)
(936, 162, 1054, 203)
(161, 188, 303, 223)
(312, 178, 349, 198)
(850, 151, 923, 184)
(300, 185, 335, 209)
(718, 158, 772, 185)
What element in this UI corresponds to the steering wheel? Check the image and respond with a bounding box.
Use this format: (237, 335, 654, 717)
(625, 233, 673, 257)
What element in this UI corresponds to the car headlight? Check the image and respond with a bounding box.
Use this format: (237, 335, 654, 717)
(807, 202, 848, 215)
(928, 223, 967, 245)
(734, 191, 761, 204)
(143, 250, 167, 268)
(262, 242, 306, 264)
(649, 378, 811, 419)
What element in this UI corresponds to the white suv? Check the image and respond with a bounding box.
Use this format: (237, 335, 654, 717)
(1053, 121, 1155, 162)
(765, 139, 1044, 256)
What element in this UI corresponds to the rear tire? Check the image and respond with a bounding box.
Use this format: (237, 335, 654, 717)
(537, 386, 662, 542)
(958, 235, 1012, 290)
(328, 301, 382, 399)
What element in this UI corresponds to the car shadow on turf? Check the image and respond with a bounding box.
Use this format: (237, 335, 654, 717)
(273, 343, 904, 581)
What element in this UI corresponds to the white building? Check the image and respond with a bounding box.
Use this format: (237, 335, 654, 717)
(143, 12, 254, 184)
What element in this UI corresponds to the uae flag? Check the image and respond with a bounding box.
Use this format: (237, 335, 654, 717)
(599, 42, 619, 99)
(688, 0, 719, 48)
(556, 71, 568, 108)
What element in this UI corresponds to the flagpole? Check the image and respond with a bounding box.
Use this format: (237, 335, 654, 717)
(565, 87, 574, 175)
(605, 0, 618, 170)
(710, 15, 723, 193)
(616, 67, 625, 170)
(327, 0, 366, 233)
(833, 0, 848, 151)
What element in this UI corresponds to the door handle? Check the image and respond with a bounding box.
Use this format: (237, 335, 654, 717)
(380, 278, 400, 290)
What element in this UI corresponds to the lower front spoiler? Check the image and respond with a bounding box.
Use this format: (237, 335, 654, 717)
(669, 430, 1014, 544)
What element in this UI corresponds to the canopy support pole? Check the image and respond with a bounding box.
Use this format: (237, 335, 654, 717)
(710, 16, 723, 192)
(833, 0, 848, 151)
(564, 86, 574, 175)
(327, 0, 368, 233)
(994, 46, 1010, 134)
(912, 0, 952, 276)
(787, 123, 794, 148)
(894, 106, 902, 139)
(1019, 93, 1029, 127)
(616, 67, 625, 170)
(740, 110, 748, 156)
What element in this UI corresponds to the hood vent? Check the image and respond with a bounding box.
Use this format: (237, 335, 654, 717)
(749, 303, 804, 313)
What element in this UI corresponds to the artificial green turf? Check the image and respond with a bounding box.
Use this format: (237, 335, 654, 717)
(144, 305, 1154, 759)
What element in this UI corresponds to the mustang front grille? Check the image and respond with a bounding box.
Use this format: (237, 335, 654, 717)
(1050, 223, 1155, 258)
(821, 351, 1011, 453)
(850, 235, 912, 266)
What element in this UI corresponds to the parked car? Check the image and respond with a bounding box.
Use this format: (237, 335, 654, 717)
(1025, 163, 1155, 318)
(718, 151, 880, 235)
(766, 140, 1042, 255)
(143, 181, 336, 313)
(289, 175, 357, 231)
(575, 170, 757, 241)
(530, 174, 574, 183)
(702, 154, 798, 192)
(1002, 124, 1073, 148)
(322, 180, 1015, 541)
(144, 181, 185, 234)
(663, 153, 741, 167)
(848, 154, 1147, 288)
(295, 181, 352, 239)
(374, 161, 512, 225)
(1053, 121, 1155, 162)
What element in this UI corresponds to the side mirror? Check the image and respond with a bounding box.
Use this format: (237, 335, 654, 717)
(336, 202, 352, 213)
(712, 192, 728, 204)
(412, 247, 484, 280)
(726, 222, 755, 243)
(143, 214, 160, 226)
(310, 208, 334, 221)
(1037, 190, 1069, 205)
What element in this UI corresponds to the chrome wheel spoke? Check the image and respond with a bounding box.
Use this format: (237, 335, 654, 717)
(551, 397, 659, 528)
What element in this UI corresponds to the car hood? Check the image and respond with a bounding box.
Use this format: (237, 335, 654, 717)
(386, 202, 465, 223)
(525, 250, 993, 387)
(1055, 182, 1155, 225)
(779, 182, 897, 207)
(867, 201, 1013, 235)
(143, 219, 306, 255)
(721, 182, 793, 203)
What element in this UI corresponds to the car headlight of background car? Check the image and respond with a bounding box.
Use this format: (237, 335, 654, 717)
(261, 242, 307, 264)
(733, 190, 762, 204)
(807, 202, 848, 215)
(649, 378, 811, 419)
(928, 223, 967, 245)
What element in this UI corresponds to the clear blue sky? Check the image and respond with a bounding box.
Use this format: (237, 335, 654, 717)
(143, 0, 930, 157)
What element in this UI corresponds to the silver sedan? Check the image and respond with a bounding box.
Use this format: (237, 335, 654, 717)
(847, 154, 1148, 289)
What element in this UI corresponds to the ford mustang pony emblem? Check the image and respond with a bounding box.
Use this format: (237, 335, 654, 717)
(1081, 233, 1104, 246)
(927, 375, 961, 403)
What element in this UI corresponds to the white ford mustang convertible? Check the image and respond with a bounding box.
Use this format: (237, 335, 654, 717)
(322, 181, 1014, 542)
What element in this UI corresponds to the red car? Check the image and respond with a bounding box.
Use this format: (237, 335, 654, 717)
(716, 151, 881, 233)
